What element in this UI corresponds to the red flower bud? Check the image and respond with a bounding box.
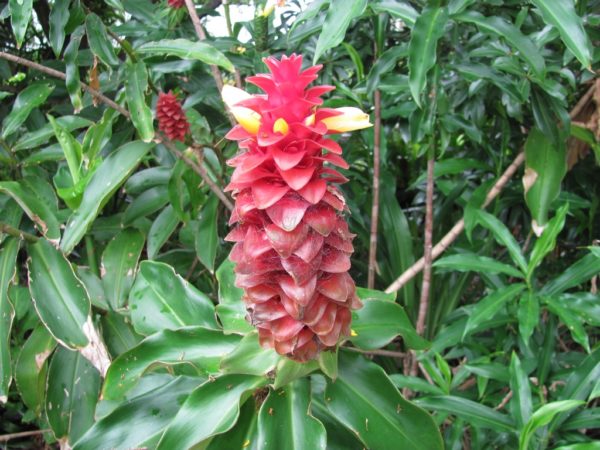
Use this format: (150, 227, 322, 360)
(156, 91, 190, 142)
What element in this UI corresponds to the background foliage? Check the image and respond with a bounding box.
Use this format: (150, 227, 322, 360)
(0, 0, 599, 448)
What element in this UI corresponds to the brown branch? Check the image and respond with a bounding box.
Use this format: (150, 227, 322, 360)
(0, 429, 51, 442)
(0, 51, 233, 211)
(367, 89, 381, 289)
(0, 222, 39, 242)
(385, 152, 526, 294)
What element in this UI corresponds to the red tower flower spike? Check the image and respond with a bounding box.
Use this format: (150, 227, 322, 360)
(222, 54, 371, 362)
(156, 91, 190, 142)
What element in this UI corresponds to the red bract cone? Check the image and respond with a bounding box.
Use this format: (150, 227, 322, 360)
(223, 54, 371, 362)
(156, 91, 190, 142)
(167, 0, 185, 8)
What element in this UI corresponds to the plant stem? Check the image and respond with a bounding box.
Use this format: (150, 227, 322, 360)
(0, 222, 39, 242)
(0, 429, 51, 442)
(85, 235, 99, 276)
(367, 89, 381, 289)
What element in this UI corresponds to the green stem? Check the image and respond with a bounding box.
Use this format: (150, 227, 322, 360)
(85, 235, 99, 276)
(0, 222, 39, 242)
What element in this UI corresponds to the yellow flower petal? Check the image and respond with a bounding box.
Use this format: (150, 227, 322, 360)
(273, 118, 289, 135)
(321, 107, 372, 132)
(230, 106, 261, 135)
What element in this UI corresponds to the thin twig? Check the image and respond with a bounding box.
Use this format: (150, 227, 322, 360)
(0, 429, 51, 442)
(494, 390, 513, 410)
(344, 346, 406, 358)
(0, 222, 39, 242)
(367, 89, 381, 289)
(569, 83, 596, 120)
(385, 152, 526, 294)
(0, 51, 233, 211)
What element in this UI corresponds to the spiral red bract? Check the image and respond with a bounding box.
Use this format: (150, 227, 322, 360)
(156, 91, 189, 142)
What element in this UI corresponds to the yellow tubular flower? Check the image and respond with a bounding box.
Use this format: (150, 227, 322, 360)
(321, 107, 372, 132)
(221, 85, 261, 135)
(273, 118, 289, 135)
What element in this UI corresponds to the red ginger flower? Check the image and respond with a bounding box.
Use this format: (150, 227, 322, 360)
(156, 91, 190, 142)
(167, 0, 185, 8)
(223, 54, 371, 362)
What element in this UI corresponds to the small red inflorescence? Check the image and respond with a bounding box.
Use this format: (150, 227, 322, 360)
(223, 54, 371, 362)
(156, 91, 190, 142)
(167, 0, 185, 9)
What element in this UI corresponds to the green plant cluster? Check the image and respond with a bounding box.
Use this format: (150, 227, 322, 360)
(0, 0, 599, 449)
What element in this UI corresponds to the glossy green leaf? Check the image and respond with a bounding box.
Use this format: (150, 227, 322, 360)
(1, 83, 54, 139)
(463, 284, 526, 339)
(351, 298, 428, 350)
(156, 374, 267, 450)
(313, 0, 367, 64)
(517, 291, 539, 343)
(101, 228, 145, 310)
(195, 195, 219, 273)
(389, 374, 446, 396)
(27, 238, 89, 348)
(544, 296, 590, 352)
(528, 203, 568, 279)
(215, 259, 253, 334)
(101, 312, 142, 357)
(207, 398, 259, 450)
(73, 376, 199, 450)
(325, 351, 443, 450)
(46, 347, 101, 445)
(15, 324, 56, 413)
(556, 292, 600, 326)
(519, 400, 585, 450)
(8, 0, 33, 48)
(257, 379, 326, 450)
(125, 167, 171, 196)
(475, 210, 528, 274)
(417, 395, 515, 432)
(147, 205, 179, 259)
(64, 25, 85, 111)
(102, 327, 240, 400)
(123, 186, 169, 225)
(509, 352, 532, 429)
(523, 128, 567, 236)
(85, 13, 120, 66)
(456, 10, 545, 78)
(318, 348, 338, 380)
(542, 252, 600, 296)
(434, 253, 524, 278)
(370, 0, 417, 27)
(125, 62, 154, 142)
(61, 141, 153, 253)
(0, 237, 19, 402)
(408, 6, 448, 107)
(137, 39, 234, 71)
(273, 358, 318, 390)
(531, 0, 592, 69)
(48, 114, 82, 184)
(129, 261, 218, 335)
(49, 0, 70, 57)
(220, 332, 279, 376)
(13, 115, 92, 152)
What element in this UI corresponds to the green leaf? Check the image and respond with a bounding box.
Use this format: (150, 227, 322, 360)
(417, 395, 515, 432)
(8, 0, 33, 48)
(463, 284, 526, 339)
(351, 298, 429, 350)
(0, 238, 18, 402)
(156, 374, 267, 450)
(313, 0, 367, 64)
(73, 376, 200, 450)
(544, 296, 590, 352)
(101, 228, 145, 310)
(434, 253, 524, 278)
(137, 39, 234, 71)
(147, 205, 179, 259)
(13, 115, 92, 152)
(100, 311, 142, 356)
(509, 352, 532, 429)
(518, 291, 539, 343)
(325, 351, 443, 450)
(64, 26, 85, 112)
(389, 374, 446, 396)
(215, 259, 253, 334)
(530, 0, 593, 69)
(102, 327, 240, 400)
(48, 114, 82, 184)
(257, 379, 326, 450)
(1, 83, 55, 139)
(542, 252, 600, 295)
(124, 62, 154, 142)
(15, 324, 56, 413)
(220, 332, 279, 376)
(475, 210, 528, 274)
(61, 141, 153, 254)
(207, 398, 259, 450)
(85, 13, 120, 66)
(527, 203, 568, 280)
(123, 186, 169, 225)
(523, 128, 567, 236)
(519, 400, 585, 450)
(408, 6, 449, 107)
(27, 238, 89, 348)
(370, 0, 418, 27)
(456, 10, 545, 78)
(129, 261, 218, 335)
(46, 347, 101, 445)
(195, 196, 219, 273)
(318, 348, 338, 380)
(49, 0, 70, 57)
(273, 358, 318, 390)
